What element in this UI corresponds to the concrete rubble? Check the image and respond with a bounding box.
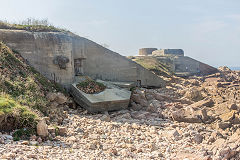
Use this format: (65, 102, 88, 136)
(0, 67, 239, 159)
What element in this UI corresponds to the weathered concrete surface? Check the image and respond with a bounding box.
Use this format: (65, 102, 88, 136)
(0, 29, 165, 88)
(81, 39, 164, 87)
(70, 81, 131, 113)
(152, 49, 184, 56)
(0, 30, 77, 86)
(102, 81, 135, 89)
(132, 53, 218, 76)
(173, 56, 218, 76)
(139, 48, 157, 56)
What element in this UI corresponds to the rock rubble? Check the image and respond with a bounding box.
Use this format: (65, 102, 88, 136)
(0, 67, 240, 159)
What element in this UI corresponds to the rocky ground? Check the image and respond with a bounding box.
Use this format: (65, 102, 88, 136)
(0, 67, 240, 160)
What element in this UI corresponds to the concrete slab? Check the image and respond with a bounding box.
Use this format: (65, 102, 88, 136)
(70, 80, 131, 113)
(99, 80, 135, 89)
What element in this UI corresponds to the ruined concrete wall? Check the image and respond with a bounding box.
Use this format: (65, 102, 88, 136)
(80, 38, 165, 87)
(0, 29, 165, 87)
(199, 61, 219, 75)
(139, 48, 157, 56)
(173, 56, 218, 75)
(174, 56, 200, 73)
(153, 49, 184, 56)
(0, 30, 75, 86)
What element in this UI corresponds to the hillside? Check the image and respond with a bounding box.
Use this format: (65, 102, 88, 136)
(0, 20, 67, 32)
(128, 56, 174, 77)
(0, 42, 65, 132)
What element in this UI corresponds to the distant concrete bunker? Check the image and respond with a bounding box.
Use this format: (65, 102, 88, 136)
(152, 49, 184, 56)
(138, 48, 218, 76)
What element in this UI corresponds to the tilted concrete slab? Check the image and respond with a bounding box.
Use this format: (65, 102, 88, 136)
(101, 81, 136, 89)
(70, 81, 131, 113)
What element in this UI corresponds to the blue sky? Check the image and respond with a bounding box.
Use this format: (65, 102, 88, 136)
(0, 0, 239, 67)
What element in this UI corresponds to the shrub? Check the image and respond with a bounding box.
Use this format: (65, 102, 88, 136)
(0, 18, 68, 32)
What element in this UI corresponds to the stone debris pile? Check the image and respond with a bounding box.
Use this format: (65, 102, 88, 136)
(0, 67, 239, 159)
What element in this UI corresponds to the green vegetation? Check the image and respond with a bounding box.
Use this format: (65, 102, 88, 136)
(0, 96, 38, 131)
(13, 128, 36, 141)
(130, 56, 174, 77)
(0, 42, 66, 132)
(0, 18, 67, 32)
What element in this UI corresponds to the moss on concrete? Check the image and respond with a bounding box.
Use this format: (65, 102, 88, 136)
(129, 56, 174, 77)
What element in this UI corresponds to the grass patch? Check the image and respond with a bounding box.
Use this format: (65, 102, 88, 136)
(0, 96, 38, 131)
(0, 42, 67, 113)
(0, 42, 67, 132)
(0, 18, 67, 32)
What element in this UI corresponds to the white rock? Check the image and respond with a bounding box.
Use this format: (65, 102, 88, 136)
(37, 120, 48, 137)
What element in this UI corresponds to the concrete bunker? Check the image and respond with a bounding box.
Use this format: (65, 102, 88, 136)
(137, 47, 218, 76)
(0, 29, 165, 112)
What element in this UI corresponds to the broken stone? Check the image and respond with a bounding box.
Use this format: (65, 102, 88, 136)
(228, 132, 240, 143)
(37, 120, 48, 137)
(50, 102, 59, 108)
(171, 109, 203, 123)
(30, 135, 37, 141)
(217, 122, 231, 130)
(154, 93, 165, 101)
(134, 89, 146, 99)
(232, 114, 240, 124)
(131, 102, 143, 111)
(21, 141, 29, 145)
(58, 126, 67, 136)
(67, 136, 77, 142)
(189, 98, 214, 108)
(184, 88, 203, 102)
(100, 114, 111, 122)
(0, 137, 4, 144)
(218, 147, 237, 159)
(146, 103, 158, 113)
(200, 108, 209, 121)
(29, 141, 39, 146)
(131, 94, 143, 104)
(229, 103, 239, 111)
(46, 92, 57, 101)
(219, 111, 236, 122)
(138, 99, 148, 108)
(55, 93, 68, 104)
(37, 137, 42, 143)
(48, 127, 56, 134)
(193, 134, 203, 144)
(167, 129, 181, 141)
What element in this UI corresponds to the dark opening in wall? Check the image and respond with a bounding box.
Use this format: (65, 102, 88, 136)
(136, 80, 141, 87)
(74, 58, 84, 76)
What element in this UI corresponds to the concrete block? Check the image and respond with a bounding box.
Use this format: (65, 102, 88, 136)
(70, 81, 131, 113)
